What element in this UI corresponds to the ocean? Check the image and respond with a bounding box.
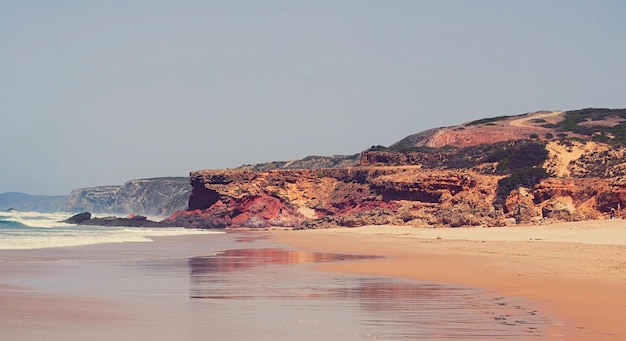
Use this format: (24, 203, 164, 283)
(0, 211, 555, 340)
(0, 210, 216, 250)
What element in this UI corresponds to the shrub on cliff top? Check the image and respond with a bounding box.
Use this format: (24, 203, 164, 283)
(494, 141, 548, 174)
(495, 167, 549, 205)
(491, 141, 550, 206)
(368, 145, 388, 152)
(387, 145, 442, 154)
(446, 140, 548, 173)
(466, 115, 510, 126)
(541, 108, 626, 145)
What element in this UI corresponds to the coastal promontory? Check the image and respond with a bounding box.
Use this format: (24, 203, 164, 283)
(164, 109, 626, 229)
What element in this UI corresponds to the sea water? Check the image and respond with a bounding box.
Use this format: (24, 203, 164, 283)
(0, 211, 562, 340)
(0, 210, 220, 250)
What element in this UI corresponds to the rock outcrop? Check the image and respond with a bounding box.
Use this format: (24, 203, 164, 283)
(63, 212, 165, 227)
(65, 177, 191, 216)
(164, 163, 626, 229)
(164, 167, 500, 228)
(164, 109, 626, 229)
(15, 108, 621, 228)
(65, 186, 120, 213)
(63, 211, 92, 224)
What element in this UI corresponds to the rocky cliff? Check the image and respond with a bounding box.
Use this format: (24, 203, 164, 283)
(164, 108, 626, 229)
(65, 186, 119, 213)
(164, 163, 625, 229)
(65, 177, 190, 216)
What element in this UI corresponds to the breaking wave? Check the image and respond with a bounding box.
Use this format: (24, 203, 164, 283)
(0, 210, 73, 228)
(0, 219, 28, 229)
(0, 210, 223, 250)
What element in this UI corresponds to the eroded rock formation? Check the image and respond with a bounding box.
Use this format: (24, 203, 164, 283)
(53, 108, 626, 229)
(163, 162, 626, 229)
(65, 177, 191, 216)
(63, 212, 164, 227)
(160, 109, 626, 229)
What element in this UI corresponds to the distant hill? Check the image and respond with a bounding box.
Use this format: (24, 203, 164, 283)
(1, 178, 191, 216)
(238, 109, 626, 172)
(64, 177, 191, 216)
(389, 108, 626, 151)
(0, 192, 69, 212)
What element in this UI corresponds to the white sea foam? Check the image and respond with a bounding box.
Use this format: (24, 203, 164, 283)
(0, 226, 223, 250)
(0, 210, 73, 228)
(0, 210, 224, 250)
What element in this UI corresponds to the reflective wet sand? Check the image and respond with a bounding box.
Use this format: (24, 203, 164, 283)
(0, 232, 553, 340)
(187, 248, 549, 339)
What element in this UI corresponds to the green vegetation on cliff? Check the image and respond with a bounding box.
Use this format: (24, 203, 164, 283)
(369, 140, 552, 206)
(542, 108, 626, 145)
(465, 115, 510, 126)
(444, 141, 550, 205)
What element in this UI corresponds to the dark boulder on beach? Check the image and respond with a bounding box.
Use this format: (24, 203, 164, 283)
(64, 212, 92, 224)
(63, 212, 180, 227)
(81, 214, 163, 227)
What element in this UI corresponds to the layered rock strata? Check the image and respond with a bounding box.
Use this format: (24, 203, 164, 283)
(166, 141, 626, 228)
(163, 164, 626, 229)
(65, 177, 190, 216)
(164, 109, 626, 229)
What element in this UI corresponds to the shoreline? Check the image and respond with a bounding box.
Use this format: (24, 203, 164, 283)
(2, 230, 551, 340)
(1, 220, 624, 339)
(268, 219, 626, 340)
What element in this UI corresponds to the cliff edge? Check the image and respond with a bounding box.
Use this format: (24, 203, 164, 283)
(163, 108, 626, 229)
(65, 177, 190, 216)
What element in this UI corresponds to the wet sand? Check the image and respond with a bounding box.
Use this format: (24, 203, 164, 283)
(1, 231, 556, 340)
(270, 219, 626, 340)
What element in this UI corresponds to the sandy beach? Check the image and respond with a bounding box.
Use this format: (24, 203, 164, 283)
(1, 220, 624, 340)
(270, 219, 626, 340)
(3, 230, 553, 340)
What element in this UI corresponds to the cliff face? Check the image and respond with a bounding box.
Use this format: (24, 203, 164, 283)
(165, 109, 626, 229)
(165, 159, 626, 229)
(65, 177, 190, 216)
(66, 186, 120, 213)
(112, 178, 191, 216)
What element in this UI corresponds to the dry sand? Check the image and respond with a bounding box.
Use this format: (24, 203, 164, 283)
(270, 219, 626, 340)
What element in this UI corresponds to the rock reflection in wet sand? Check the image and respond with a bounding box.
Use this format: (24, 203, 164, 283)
(188, 248, 550, 340)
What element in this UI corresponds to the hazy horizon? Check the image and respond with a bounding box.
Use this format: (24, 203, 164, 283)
(2, 1, 625, 195)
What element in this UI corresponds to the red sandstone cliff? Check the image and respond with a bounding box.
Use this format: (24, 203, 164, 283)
(164, 109, 626, 228)
(164, 162, 626, 229)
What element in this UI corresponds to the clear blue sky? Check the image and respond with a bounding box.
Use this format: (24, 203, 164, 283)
(1, 1, 625, 195)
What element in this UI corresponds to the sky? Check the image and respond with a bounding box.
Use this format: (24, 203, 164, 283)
(1, 1, 626, 195)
